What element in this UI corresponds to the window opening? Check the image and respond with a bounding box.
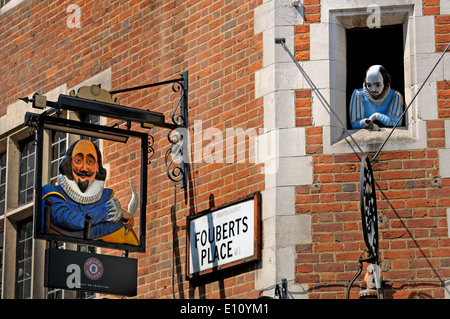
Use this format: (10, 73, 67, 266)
(16, 217, 33, 299)
(346, 24, 406, 129)
(19, 138, 35, 206)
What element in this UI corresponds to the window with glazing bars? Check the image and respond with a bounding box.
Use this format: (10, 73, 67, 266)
(16, 218, 33, 299)
(19, 139, 35, 206)
(0, 152, 6, 216)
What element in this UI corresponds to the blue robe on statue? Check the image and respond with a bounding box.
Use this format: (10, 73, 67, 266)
(350, 88, 403, 129)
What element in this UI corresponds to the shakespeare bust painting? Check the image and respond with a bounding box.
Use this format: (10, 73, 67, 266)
(41, 139, 139, 246)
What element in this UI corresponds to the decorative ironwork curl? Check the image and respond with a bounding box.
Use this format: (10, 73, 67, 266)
(165, 129, 184, 183)
(148, 134, 155, 164)
(170, 82, 187, 127)
(165, 129, 185, 183)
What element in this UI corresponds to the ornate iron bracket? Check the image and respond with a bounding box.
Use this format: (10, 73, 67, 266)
(165, 73, 188, 188)
(109, 71, 189, 188)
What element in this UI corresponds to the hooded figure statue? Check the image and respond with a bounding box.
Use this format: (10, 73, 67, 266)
(349, 65, 404, 130)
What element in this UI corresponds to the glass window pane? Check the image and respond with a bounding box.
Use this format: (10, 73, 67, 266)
(17, 262, 24, 280)
(52, 143, 58, 160)
(60, 140, 66, 156)
(0, 170, 5, 184)
(23, 279, 31, 299)
(24, 240, 32, 259)
(28, 155, 34, 171)
(21, 157, 27, 172)
(19, 140, 35, 206)
(19, 192, 25, 206)
(23, 259, 32, 279)
(51, 161, 58, 178)
(26, 172, 34, 188)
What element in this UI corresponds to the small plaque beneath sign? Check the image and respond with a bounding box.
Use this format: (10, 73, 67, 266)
(44, 248, 137, 296)
(186, 192, 261, 278)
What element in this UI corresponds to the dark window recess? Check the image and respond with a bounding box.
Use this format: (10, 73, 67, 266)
(346, 24, 406, 129)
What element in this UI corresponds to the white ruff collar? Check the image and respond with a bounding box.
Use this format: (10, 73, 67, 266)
(58, 175, 105, 205)
(363, 85, 390, 105)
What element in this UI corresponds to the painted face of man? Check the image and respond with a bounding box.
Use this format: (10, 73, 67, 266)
(365, 65, 385, 98)
(71, 140, 98, 192)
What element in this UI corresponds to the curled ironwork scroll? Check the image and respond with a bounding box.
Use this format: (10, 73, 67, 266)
(148, 134, 155, 164)
(170, 81, 188, 127)
(165, 128, 185, 184)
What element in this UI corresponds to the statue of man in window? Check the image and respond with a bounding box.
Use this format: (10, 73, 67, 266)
(349, 65, 403, 130)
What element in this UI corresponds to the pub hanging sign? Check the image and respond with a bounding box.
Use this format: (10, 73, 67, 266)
(186, 192, 261, 278)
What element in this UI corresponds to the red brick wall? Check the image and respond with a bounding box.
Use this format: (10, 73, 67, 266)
(2, 0, 449, 300)
(101, 0, 265, 299)
(294, 1, 450, 299)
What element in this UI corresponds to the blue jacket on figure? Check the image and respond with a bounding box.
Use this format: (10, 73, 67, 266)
(350, 87, 403, 129)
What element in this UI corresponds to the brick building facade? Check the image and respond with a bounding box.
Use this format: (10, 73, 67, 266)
(0, 0, 449, 299)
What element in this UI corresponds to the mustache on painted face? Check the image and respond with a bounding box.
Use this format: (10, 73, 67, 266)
(72, 169, 95, 178)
